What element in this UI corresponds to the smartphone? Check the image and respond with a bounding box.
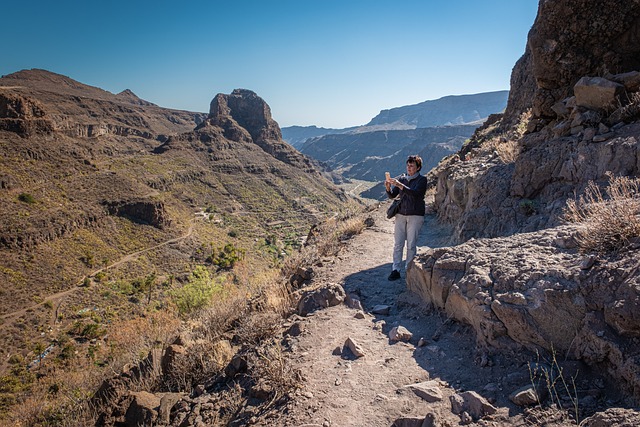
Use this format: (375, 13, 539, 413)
(385, 172, 390, 180)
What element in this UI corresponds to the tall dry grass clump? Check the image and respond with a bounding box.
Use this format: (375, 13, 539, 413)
(563, 173, 640, 253)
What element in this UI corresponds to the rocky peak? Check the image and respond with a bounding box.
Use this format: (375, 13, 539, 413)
(203, 88, 282, 143)
(196, 89, 320, 172)
(115, 89, 156, 106)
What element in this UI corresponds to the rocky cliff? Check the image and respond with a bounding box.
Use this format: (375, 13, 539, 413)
(410, 0, 640, 402)
(432, 0, 640, 242)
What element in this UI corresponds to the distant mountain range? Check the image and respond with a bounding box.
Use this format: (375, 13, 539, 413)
(365, 90, 509, 128)
(281, 90, 508, 148)
(281, 91, 509, 198)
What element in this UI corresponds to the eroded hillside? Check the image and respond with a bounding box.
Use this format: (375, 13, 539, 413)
(0, 70, 358, 386)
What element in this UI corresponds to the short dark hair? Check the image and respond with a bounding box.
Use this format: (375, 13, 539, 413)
(406, 155, 422, 171)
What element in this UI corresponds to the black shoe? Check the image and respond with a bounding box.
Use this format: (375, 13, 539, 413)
(388, 270, 401, 281)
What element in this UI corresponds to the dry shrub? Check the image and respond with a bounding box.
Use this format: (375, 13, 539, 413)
(107, 308, 181, 368)
(281, 209, 368, 283)
(563, 173, 640, 253)
(235, 312, 281, 346)
(188, 280, 253, 343)
(250, 341, 302, 405)
(474, 136, 521, 164)
(4, 364, 100, 427)
(613, 91, 640, 123)
(315, 213, 367, 257)
(162, 339, 233, 392)
(494, 139, 520, 163)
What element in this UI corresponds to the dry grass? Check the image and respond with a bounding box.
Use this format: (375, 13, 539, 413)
(1, 206, 370, 426)
(3, 360, 101, 427)
(107, 308, 181, 368)
(612, 91, 640, 123)
(479, 137, 521, 164)
(563, 173, 640, 254)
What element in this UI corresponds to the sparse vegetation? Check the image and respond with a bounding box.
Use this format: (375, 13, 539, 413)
(528, 348, 580, 425)
(520, 199, 537, 216)
(17, 193, 36, 204)
(169, 265, 225, 315)
(208, 243, 245, 270)
(563, 173, 640, 253)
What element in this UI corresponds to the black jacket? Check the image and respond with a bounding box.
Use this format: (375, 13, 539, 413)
(386, 174, 427, 216)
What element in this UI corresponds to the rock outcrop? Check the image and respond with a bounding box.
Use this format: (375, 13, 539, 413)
(527, 0, 640, 120)
(407, 225, 640, 399)
(0, 92, 54, 136)
(432, 0, 640, 242)
(195, 89, 320, 173)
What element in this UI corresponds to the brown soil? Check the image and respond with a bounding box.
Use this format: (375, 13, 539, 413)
(254, 205, 608, 427)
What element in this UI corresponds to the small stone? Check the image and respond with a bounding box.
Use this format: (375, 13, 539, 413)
(406, 380, 443, 402)
(460, 411, 473, 425)
(582, 127, 597, 141)
(345, 337, 365, 357)
(417, 337, 427, 347)
(510, 385, 542, 406)
(354, 311, 366, 319)
(373, 320, 386, 331)
(580, 255, 596, 270)
(372, 304, 391, 315)
(389, 326, 413, 342)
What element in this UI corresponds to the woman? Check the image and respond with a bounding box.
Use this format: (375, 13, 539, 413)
(384, 155, 427, 281)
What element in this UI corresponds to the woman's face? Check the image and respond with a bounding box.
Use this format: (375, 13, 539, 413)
(406, 161, 418, 175)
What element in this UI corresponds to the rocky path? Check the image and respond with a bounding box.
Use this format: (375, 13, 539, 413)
(257, 205, 549, 427)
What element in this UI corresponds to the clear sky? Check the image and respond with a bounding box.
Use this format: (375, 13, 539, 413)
(2, 0, 538, 129)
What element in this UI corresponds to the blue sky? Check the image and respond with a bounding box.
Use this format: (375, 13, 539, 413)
(3, 0, 538, 128)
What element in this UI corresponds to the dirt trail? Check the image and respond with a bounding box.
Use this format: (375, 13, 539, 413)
(259, 205, 552, 427)
(0, 224, 195, 324)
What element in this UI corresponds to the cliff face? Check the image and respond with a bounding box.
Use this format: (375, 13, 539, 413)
(527, 0, 640, 119)
(412, 0, 640, 401)
(433, 0, 640, 242)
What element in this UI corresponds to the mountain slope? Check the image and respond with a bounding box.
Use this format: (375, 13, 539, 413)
(366, 90, 508, 129)
(0, 70, 356, 376)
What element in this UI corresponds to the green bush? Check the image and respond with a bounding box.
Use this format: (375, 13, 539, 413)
(519, 199, 537, 216)
(170, 266, 223, 315)
(208, 243, 245, 270)
(18, 193, 36, 204)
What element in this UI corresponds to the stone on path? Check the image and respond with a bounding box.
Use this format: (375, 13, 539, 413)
(450, 390, 497, 421)
(389, 325, 413, 342)
(509, 384, 546, 407)
(344, 336, 365, 357)
(405, 380, 443, 402)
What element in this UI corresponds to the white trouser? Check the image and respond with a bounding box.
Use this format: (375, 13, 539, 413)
(393, 214, 424, 271)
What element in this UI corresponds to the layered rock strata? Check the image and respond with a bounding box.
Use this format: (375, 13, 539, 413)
(407, 226, 640, 398)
